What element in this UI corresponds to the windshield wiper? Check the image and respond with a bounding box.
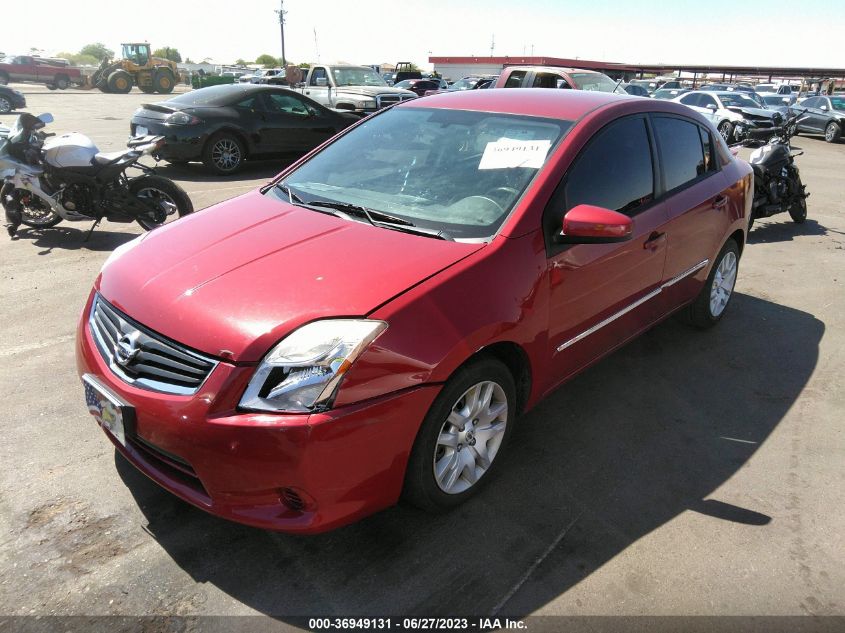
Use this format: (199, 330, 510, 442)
(275, 183, 305, 204)
(309, 201, 452, 240)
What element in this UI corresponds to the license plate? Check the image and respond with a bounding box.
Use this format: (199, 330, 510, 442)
(83, 374, 132, 446)
(135, 125, 148, 137)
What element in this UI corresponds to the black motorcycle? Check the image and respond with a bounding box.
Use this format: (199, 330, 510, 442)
(734, 110, 808, 231)
(1, 112, 193, 238)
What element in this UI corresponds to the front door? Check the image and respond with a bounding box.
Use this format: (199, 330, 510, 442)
(303, 66, 331, 106)
(256, 91, 335, 154)
(544, 115, 669, 393)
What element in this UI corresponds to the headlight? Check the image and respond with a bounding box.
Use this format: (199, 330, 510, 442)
(164, 111, 201, 126)
(355, 99, 376, 108)
(239, 319, 387, 413)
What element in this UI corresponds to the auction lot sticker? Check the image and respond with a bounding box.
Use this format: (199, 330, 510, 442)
(479, 138, 551, 169)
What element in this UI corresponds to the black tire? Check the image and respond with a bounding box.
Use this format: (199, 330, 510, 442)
(403, 356, 516, 512)
(202, 132, 245, 174)
(680, 239, 740, 329)
(13, 190, 63, 228)
(54, 75, 69, 90)
(789, 175, 807, 223)
(747, 213, 755, 232)
(717, 120, 734, 143)
(824, 121, 842, 143)
(0, 71, 8, 85)
(139, 84, 157, 94)
(0, 96, 12, 114)
(107, 70, 133, 94)
(154, 70, 175, 94)
(128, 175, 194, 230)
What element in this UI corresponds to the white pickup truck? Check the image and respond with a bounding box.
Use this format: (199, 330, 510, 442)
(294, 64, 417, 115)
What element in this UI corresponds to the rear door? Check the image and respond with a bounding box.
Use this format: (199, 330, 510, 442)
(650, 114, 729, 311)
(543, 115, 669, 391)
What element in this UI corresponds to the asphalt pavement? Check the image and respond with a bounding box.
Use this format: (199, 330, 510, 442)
(0, 85, 843, 629)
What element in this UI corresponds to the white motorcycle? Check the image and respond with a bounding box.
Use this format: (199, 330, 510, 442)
(1, 112, 193, 238)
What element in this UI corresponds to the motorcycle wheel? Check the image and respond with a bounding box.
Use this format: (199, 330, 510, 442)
(15, 190, 63, 229)
(129, 176, 194, 231)
(789, 197, 807, 224)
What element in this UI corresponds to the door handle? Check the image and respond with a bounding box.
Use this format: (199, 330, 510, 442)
(643, 231, 666, 251)
(712, 195, 728, 209)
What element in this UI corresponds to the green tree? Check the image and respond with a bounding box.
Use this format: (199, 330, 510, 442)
(255, 54, 282, 68)
(79, 42, 114, 61)
(235, 58, 249, 66)
(153, 47, 182, 63)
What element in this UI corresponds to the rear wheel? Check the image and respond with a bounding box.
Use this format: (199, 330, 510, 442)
(717, 120, 734, 142)
(54, 75, 69, 90)
(0, 71, 8, 85)
(202, 132, 245, 174)
(681, 239, 740, 329)
(404, 356, 515, 511)
(107, 70, 133, 94)
(824, 121, 842, 143)
(154, 70, 175, 94)
(129, 176, 194, 230)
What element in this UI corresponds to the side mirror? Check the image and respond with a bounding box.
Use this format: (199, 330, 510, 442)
(556, 204, 634, 244)
(315, 77, 327, 87)
(38, 113, 54, 124)
(820, 105, 828, 111)
(706, 104, 717, 111)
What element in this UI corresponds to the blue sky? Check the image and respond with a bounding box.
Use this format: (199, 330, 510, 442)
(4, 0, 842, 68)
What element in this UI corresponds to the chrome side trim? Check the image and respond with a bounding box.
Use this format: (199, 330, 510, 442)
(555, 259, 709, 353)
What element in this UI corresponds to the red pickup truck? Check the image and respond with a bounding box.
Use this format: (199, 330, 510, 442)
(0, 56, 82, 89)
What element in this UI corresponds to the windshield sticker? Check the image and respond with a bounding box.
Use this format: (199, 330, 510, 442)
(478, 139, 551, 170)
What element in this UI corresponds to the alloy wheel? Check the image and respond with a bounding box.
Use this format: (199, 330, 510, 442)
(710, 251, 738, 318)
(0, 97, 11, 114)
(433, 380, 508, 494)
(825, 124, 836, 142)
(718, 122, 732, 142)
(211, 139, 242, 171)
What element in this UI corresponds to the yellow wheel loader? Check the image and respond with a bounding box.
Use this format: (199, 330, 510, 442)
(87, 43, 178, 94)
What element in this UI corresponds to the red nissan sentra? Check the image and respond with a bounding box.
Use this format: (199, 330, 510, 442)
(77, 89, 752, 533)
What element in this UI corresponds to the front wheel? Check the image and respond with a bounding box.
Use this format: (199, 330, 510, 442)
(717, 121, 734, 143)
(681, 239, 740, 329)
(11, 189, 63, 228)
(0, 96, 12, 114)
(129, 176, 193, 230)
(404, 356, 515, 511)
(825, 121, 842, 143)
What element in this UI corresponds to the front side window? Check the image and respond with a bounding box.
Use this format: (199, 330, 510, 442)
(653, 116, 708, 191)
(274, 108, 570, 240)
(564, 117, 654, 216)
(680, 93, 701, 107)
(533, 73, 561, 89)
(265, 92, 313, 116)
(310, 67, 327, 86)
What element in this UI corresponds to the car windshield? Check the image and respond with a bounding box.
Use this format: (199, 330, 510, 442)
(763, 96, 788, 106)
(718, 93, 760, 108)
(331, 67, 387, 87)
(449, 78, 481, 91)
(394, 80, 413, 89)
(569, 72, 624, 94)
(271, 107, 570, 240)
(653, 89, 683, 100)
(830, 97, 845, 111)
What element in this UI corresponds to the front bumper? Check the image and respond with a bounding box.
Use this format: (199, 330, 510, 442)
(129, 118, 206, 161)
(75, 291, 440, 533)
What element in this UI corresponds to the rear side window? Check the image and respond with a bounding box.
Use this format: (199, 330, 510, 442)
(565, 117, 654, 216)
(679, 93, 700, 107)
(653, 117, 709, 191)
(503, 71, 527, 88)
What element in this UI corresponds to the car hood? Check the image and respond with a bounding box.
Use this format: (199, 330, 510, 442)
(97, 190, 483, 362)
(335, 86, 416, 98)
(726, 105, 777, 119)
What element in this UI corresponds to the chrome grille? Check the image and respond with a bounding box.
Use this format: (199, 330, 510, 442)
(376, 94, 416, 109)
(89, 295, 217, 395)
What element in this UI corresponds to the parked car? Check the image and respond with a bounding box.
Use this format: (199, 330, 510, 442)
(627, 78, 661, 93)
(448, 75, 498, 91)
(393, 79, 443, 97)
(675, 90, 783, 141)
(622, 83, 650, 97)
(760, 94, 793, 116)
(129, 84, 358, 174)
(81, 89, 752, 533)
(790, 95, 845, 142)
(0, 55, 82, 89)
(652, 88, 690, 100)
(660, 80, 685, 90)
(495, 66, 625, 94)
(0, 85, 26, 113)
(293, 64, 417, 115)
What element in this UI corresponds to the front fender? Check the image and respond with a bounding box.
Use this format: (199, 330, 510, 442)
(333, 231, 552, 411)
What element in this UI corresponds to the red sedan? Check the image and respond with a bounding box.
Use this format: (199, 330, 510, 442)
(77, 89, 752, 533)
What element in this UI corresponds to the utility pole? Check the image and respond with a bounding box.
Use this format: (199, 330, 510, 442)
(490, 34, 495, 57)
(275, 0, 288, 65)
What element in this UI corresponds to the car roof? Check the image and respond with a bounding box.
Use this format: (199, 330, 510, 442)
(503, 65, 603, 75)
(400, 88, 627, 119)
